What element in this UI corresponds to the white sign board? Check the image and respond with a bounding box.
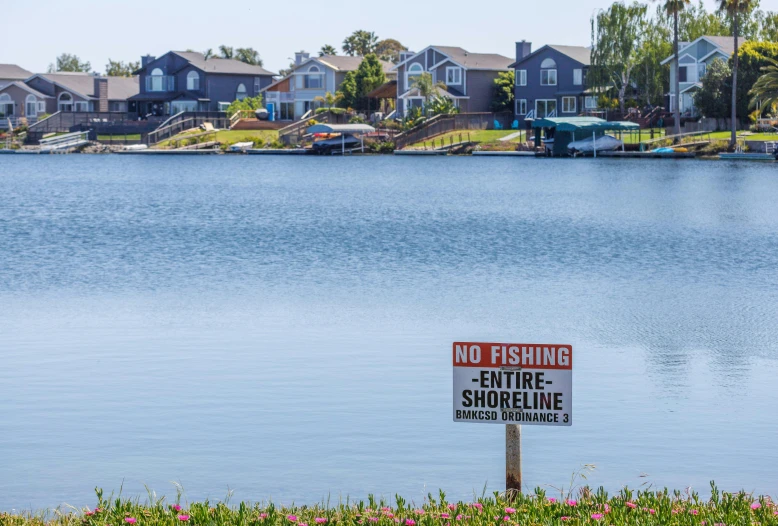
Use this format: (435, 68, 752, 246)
(453, 342, 572, 426)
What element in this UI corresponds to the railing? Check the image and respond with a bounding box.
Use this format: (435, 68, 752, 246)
(146, 111, 230, 145)
(229, 110, 255, 129)
(278, 112, 329, 145)
(394, 112, 513, 150)
(0, 116, 38, 129)
(639, 129, 715, 151)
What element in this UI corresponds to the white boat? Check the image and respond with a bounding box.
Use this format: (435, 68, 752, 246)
(568, 134, 623, 155)
(228, 142, 254, 152)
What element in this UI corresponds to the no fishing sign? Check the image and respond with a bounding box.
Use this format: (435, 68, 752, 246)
(453, 342, 573, 426)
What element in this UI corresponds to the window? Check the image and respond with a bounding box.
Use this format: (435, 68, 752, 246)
(406, 63, 423, 89)
(573, 69, 582, 85)
(562, 96, 576, 113)
(26, 94, 38, 116)
(74, 101, 89, 112)
(516, 69, 527, 86)
(187, 71, 200, 91)
(38, 101, 45, 112)
(150, 68, 164, 92)
(236, 83, 247, 101)
(58, 92, 73, 112)
(0, 93, 13, 117)
(535, 99, 557, 118)
(109, 102, 124, 112)
(585, 96, 598, 109)
(305, 65, 323, 89)
(697, 63, 707, 80)
(516, 99, 527, 115)
(446, 67, 462, 85)
(171, 100, 198, 114)
(679, 66, 688, 82)
(254, 77, 261, 94)
(541, 69, 557, 86)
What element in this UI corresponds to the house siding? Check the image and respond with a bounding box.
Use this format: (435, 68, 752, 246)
(514, 47, 587, 123)
(0, 84, 47, 118)
(666, 38, 733, 114)
(465, 70, 501, 112)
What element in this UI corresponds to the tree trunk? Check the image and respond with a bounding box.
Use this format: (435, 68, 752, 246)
(673, 9, 681, 140)
(731, 10, 739, 147)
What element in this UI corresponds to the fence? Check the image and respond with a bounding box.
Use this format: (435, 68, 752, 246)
(146, 112, 230, 145)
(681, 118, 744, 134)
(393, 112, 513, 150)
(278, 111, 352, 145)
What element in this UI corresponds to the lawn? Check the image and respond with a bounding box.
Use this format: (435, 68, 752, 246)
(708, 131, 778, 141)
(409, 129, 526, 148)
(157, 129, 279, 148)
(98, 134, 141, 141)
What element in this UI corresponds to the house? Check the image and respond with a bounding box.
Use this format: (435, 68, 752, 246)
(128, 51, 276, 117)
(660, 36, 736, 116)
(392, 46, 513, 117)
(0, 64, 33, 89)
(262, 52, 394, 121)
(511, 42, 592, 124)
(0, 72, 139, 126)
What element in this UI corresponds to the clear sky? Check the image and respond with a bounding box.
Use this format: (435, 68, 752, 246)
(1, 0, 774, 75)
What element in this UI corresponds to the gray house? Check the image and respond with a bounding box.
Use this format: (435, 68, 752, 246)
(392, 46, 512, 117)
(0, 72, 138, 127)
(129, 51, 276, 117)
(660, 35, 736, 116)
(511, 42, 592, 124)
(0, 64, 33, 89)
(261, 52, 394, 121)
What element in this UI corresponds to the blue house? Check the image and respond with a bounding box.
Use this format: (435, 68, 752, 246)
(129, 51, 276, 117)
(511, 42, 593, 124)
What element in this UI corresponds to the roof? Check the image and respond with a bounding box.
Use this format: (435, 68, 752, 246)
(0, 64, 33, 80)
(315, 55, 394, 73)
(0, 81, 51, 98)
(400, 85, 468, 99)
(366, 80, 397, 99)
(306, 123, 376, 134)
(510, 44, 591, 68)
(33, 73, 140, 100)
(531, 116, 638, 131)
(171, 51, 277, 76)
(660, 36, 737, 65)
(394, 46, 512, 71)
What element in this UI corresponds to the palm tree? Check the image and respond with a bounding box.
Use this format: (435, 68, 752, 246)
(236, 47, 263, 66)
(314, 91, 344, 112)
(411, 72, 448, 107)
(203, 49, 214, 60)
(749, 57, 778, 111)
(218, 45, 234, 60)
(719, 0, 756, 146)
(319, 45, 338, 57)
(658, 0, 691, 139)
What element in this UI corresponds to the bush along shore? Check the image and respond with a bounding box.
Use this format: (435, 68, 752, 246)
(2, 484, 777, 526)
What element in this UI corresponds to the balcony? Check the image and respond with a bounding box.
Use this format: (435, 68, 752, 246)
(265, 91, 295, 103)
(145, 75, 176, 93)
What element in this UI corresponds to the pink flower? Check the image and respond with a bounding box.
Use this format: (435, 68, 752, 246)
(414, 510, 425, 516)
(173, 505, 182, 512)
(177, 516, 190, 522)
(751, 503, 761, 510)
(384, 513, 394, 519)
(603, 504, 610, 514)
(287, 516, 298, 522)
(503, 517, 510, 522)
(691, 510, 699, 515)
(649, 509, 656, 515)
(561, 517, 571, 521)
(85, 512, 95, 517)
(125, 519, 137, 524)
(95, 509, 102, 514)
(299, 523, 308, 526)
(591, 514, 603, 520)
(441, 514, 450, 519)
(471, 503, 483, 511)
(260, 514, 269, 519)
(566, 500, 577, 507)
(505, 508, 516, 514)
(315, 519, 327, 524)
(672, 510, 679, 515)
(406, 520, 416, 526)
(548, 498, 557, 504)
(382, 508, 391, 512)
(626, 502, 636, 509)
(448, 505, 456, 511)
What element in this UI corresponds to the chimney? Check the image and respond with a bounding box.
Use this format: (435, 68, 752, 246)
(141, 55, 156, 68)
(94, 77, 108, 112)
(515, 41, 532, 62)
(295, 51, 310, 66)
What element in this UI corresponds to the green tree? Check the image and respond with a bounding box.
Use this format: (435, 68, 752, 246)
(411, 72, 447, 109)
(591, 2, 648, 115)
(661, 0, 728, 41)
(375, 39, 407, 63)
(203, 49, 214, 60)
(719, 0, 759, 145)
(319, 45, 338, 56)
(48, 53, 91, 73)
(236, 48, 263, 66)
(749, 56, 778, 112)
(732, 41, 778, 118)
(105, 59, 140, 77)
(314, 91, 344, 111)
(338, 71, 358, 108)
(427, 95, 459, 116)
(225, 94, 264, 117)
(634, 11, 672, 106)
(491, 70, 515, 112)
(342, 30, 379, 56)
(693, 58, 732, 117)
(756, 10, 778, 40)
(353, 54, 387, 110)
(218, 45, 234, 59)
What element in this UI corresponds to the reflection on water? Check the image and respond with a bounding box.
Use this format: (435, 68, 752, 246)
(0, 156, 776, 510)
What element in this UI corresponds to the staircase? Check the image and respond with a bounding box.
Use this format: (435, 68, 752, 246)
(39, 131, 90, 152)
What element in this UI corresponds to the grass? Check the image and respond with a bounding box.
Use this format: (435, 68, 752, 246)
(98, 134, 141, 141)
(409, 130, 525, 149)
(1, 483, 775, 526)
(157, 130, 279, 149)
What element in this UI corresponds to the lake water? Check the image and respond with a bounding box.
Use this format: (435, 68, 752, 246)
(1, 155, 777, 511)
